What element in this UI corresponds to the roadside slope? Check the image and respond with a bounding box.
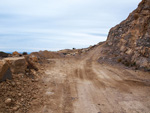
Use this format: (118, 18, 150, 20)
(101, 0, 150, 70)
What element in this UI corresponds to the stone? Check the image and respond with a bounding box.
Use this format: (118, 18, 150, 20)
(45, 91, 54, 96)
(5, 98, 12, 105)
(29, 55, 38, 62)
(25, 56, 38, 71)
(0, 60, 12, 82)
(18, 93, 22, 96)
(120, 46, 126, 52)
(12, 105, 20, 111)
(21, 98, 24, 101)
(30, 69, 37, 75)
(11, 81, 16, 87)
(108, 42, 113, 46)
(126, 48, 133, 55)
(136, 57, 149, 68)
(16, 81, 21, 85)
(4, 57, 27, 74)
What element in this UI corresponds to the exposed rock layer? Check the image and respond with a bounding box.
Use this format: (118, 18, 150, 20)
(4, 57, 27, 74)
(103, 0, 150, 70)
(0, 60, 12, 82)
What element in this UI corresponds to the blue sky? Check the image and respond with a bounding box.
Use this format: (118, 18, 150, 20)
(0, 0, 141, 52)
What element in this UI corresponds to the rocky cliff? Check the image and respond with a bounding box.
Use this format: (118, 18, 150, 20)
(102, 0, 150, 70)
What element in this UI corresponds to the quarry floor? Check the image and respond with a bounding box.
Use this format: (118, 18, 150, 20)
(29, 50, 150, 113)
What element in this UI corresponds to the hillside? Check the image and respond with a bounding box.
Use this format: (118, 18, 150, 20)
(0, 0, 150, 113)
(101, 0, 150, 70)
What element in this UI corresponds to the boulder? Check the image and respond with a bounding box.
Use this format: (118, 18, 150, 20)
(29, 55, 38, 62)
(107, 42, 113, 46)
(0, 60, 12, 82)
(136, 57, 150, 68)
(12, 51, 21, 57)
(126, 48, 133, 55)
(25, 56, 38, 71)
(5, 98, 12, 105)
(4, 57, 27, 74)
(120, 46, 126, 52)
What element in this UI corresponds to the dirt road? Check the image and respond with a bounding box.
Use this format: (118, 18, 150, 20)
(29, 48, 150, 113)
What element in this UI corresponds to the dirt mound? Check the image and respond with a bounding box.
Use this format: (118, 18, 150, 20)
(0, 56, 45, 113)
(0, 74, 42, 113)
(31, 50, 63, 59)
(100, 0, 150, 70)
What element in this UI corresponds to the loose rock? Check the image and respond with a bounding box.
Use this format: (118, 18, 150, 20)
(5, 98, 12, 105)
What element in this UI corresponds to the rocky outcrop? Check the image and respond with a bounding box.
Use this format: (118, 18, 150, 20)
(0, 56, 40, 82)
(0, 60, 12, 82)
(25, 56, 38, 71)
(4, 57, 27, 74)
(103, 0, 150, 70)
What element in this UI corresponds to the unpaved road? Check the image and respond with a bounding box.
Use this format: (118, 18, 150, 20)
(29, 48, 150, 113)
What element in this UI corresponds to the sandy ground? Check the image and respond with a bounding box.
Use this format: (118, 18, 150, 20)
(29, 47, 150, 113)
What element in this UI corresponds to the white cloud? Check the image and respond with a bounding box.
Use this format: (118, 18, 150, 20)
(0, 0, 141, 52)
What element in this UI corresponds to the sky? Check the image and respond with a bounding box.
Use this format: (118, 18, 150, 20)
(0, 0, 141, 52)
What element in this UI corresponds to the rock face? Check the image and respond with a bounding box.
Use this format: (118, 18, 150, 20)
(4, 57, 27, 74)
(103, 0, 150, 70)
(0, 60, 12, 82)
